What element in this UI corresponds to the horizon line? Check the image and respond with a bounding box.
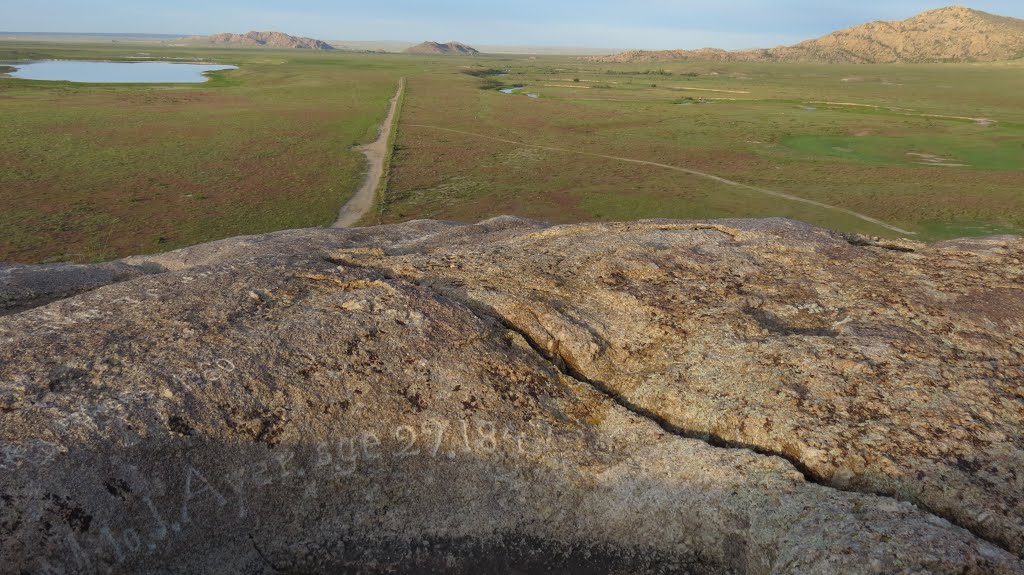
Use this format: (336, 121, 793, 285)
(0, 32, 627, 51)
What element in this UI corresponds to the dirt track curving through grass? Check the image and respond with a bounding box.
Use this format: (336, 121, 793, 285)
(406, 124, 916, 236)
(335, 77, 406, 228)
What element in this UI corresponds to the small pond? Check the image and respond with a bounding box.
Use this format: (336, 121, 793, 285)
(2, 60, 237, 83)
(499, 86, 539, 98)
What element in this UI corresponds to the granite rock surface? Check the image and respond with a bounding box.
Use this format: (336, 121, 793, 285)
(1, 217, 1021, 573)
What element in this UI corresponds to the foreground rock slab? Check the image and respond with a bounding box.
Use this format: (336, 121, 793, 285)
(0, 217, 1021, 574)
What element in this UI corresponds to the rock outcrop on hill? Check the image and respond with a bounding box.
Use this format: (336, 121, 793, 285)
(1, 217, 1023, 573)
(179, 31, 334, 50)
(594, 6, 1024, 64)
(404, 41, 480, 55)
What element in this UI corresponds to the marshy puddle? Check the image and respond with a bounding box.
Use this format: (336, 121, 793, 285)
(676, 98, 717, 106)
(499, 86, 539, 98)
(2, 60, 237, 83)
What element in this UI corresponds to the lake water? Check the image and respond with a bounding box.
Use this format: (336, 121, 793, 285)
(2, 60, 237, 83)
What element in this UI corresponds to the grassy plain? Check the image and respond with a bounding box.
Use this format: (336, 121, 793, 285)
(376, 57, 1024, 240)
(0, 42, 412, 262)
(1, 45, 1022, 264)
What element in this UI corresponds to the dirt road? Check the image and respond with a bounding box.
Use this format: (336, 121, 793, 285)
(334, 77, 405, 228)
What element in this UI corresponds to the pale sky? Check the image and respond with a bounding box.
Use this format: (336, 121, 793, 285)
(5, 1, 1024, 50)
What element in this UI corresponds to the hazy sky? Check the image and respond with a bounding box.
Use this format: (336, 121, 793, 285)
(6, 1, 1024, 49)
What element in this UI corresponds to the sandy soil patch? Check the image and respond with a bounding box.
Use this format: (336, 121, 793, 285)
(907, 152, 968, 167)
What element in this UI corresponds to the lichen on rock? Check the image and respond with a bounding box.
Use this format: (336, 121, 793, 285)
(1, 217, 1022, 573)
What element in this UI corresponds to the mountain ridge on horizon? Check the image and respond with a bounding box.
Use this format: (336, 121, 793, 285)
(404, 40, 480, 55)
(593, 5, 1024, 64)
(177, 30, 334, 50)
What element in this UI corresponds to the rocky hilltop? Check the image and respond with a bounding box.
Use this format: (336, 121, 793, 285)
(595, 5, 1024, 64)
(178, 31, 335, 50)
(405, 41, 480, 55)
(1, 217, 1023, 573)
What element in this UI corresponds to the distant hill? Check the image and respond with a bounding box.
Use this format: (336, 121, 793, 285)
(329, 40, 617, 55)
(594, 6, 1024, 64)
(404, 41, 480, 55)
(179, 31, 334, 50)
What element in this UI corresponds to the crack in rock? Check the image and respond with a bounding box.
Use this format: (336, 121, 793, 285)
(334, 256, 1020, 560)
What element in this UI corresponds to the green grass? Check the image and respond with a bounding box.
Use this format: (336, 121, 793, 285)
(378, 58, 1024, 241)
(918, 220, 1024, 240)
(2, 44, 1022, 263)
(0, 41, 419, 262)
(783, 129, 1024, 171)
